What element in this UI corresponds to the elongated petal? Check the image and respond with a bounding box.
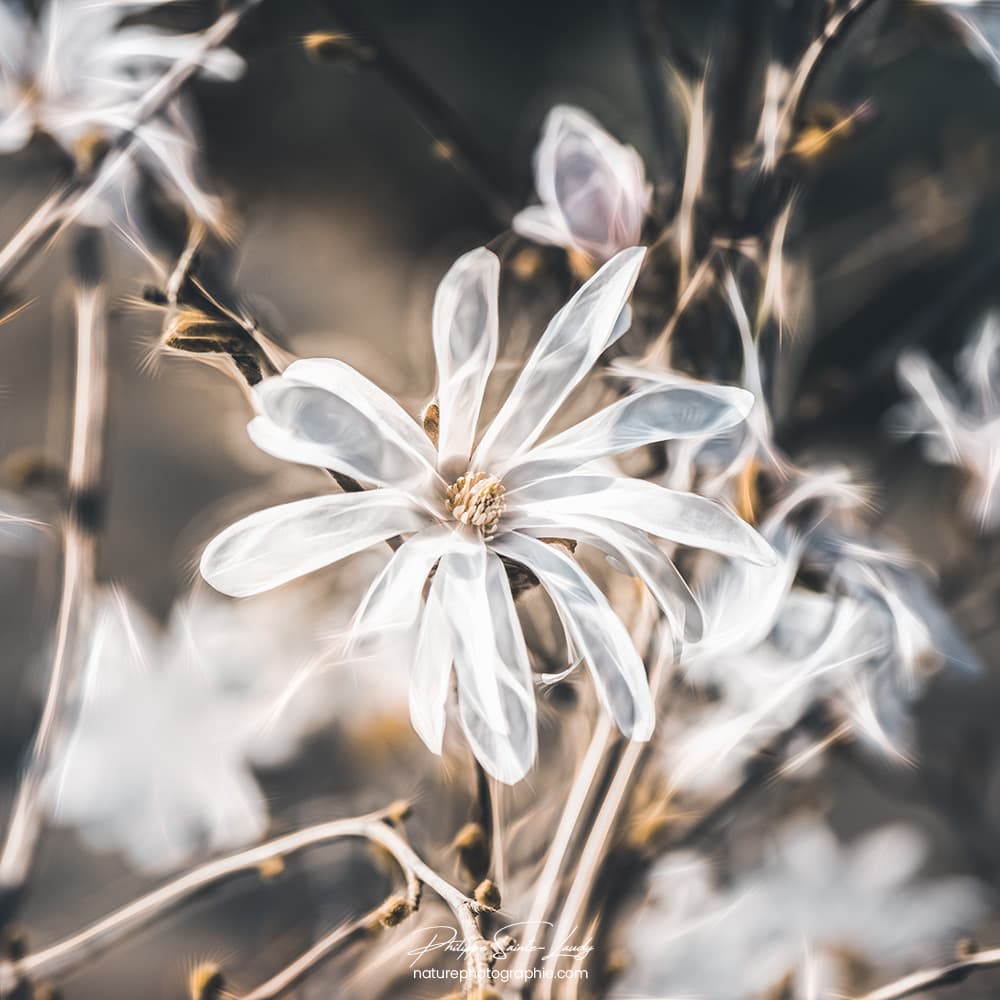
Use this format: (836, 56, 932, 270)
(433, 248, 500, 468)
(349, 523, 454, 646)
(409, 568, 453, 754)
(201, 491, 430, 597)
(454, 553, 537, 783)
(249, 372, 439, 495)
(505, 381, 754, 488)
(437, 536, 508, 734)
(896, 352, 963, 461)
(508, 475, 775, 565)
(475, 247, 646, 469)
(508, 512, 703, 644)
(492, 532, 654, 740)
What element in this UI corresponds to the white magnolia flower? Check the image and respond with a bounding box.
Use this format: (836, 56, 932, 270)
(513, 105, 651, 264)
(200, 246, 773, 784)
(0, 0, 243, 224)
(42, 588, 330, 872)
(895, 316, 1000, 531)
(622, 819, 985, 1000)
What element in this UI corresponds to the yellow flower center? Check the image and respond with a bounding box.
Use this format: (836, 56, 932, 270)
(446, 472, 506, 534)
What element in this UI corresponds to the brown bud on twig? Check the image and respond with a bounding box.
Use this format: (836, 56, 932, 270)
(452, 822, 490, 883)
(376, 894, 413, 928)
(188, 962, 226, 1000)
(302, 31, 374, 66)
(474, 879, 501, 911)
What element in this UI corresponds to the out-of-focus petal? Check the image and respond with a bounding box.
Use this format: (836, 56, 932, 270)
(529, 105, 650, 261)
(511, 203, 571, 247)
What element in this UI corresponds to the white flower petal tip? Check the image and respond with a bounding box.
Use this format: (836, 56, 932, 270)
(894, 316, 1000, 533)
(515, 104, 652, 263)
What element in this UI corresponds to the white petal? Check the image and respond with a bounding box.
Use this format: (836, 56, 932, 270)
(409, 568, 453, 754)
(475, 246, 646, 469)
(896, 352, 963, 462)
(433, 248, 500, 468)
(511, 204, 572, 248)
(505, 381, 754, 487)
(201, 490, 430, 598)
(508, 475, 776, 565)
(349, 523, 454, 645)
(492, 532, 654, 740)
(436, 536, 509, 734)
(532, 105, 650, 261)
(284, 357, 438, 462)
(509, 512, 703, 644)
(250, 367, 440, 494)
(454, 552, 537, 784)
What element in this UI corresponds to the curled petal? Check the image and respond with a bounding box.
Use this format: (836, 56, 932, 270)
(492, 532, 654, 740)
(250, 368, 440, 495)
(510, 513, 703, 644)
(522, 104, 651, 261)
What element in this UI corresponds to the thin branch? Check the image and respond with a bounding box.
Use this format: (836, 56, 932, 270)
(776, 0, 879, 155)
(538, 623, 668, 999)
(625, 0, 678, 191)
(315, 0, 512, 225)
(0, 228, 108, 898)
(0, 0, 263, 291)
(856, 947, 1000, 1000)
(0, 805, 492, 994)
(238, 912, 379, 1000)
(505, 714, 617, 987)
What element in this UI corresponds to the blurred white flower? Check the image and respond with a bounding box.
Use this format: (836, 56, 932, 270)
(201, 245, 773, 784)
(622, 818, 985, 1000)
(42, 587, 332, 873)
(917, 0, 1000, 80)
(0, 0, 244, 225)
(895, 315, 1000, 531)
(513, 105, 651, 264)
(0, 489, 45, 556)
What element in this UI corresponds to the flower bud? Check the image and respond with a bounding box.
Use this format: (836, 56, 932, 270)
(513, 106, 651, 263)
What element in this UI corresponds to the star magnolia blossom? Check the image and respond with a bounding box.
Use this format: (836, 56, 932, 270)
(896, 315, 1000, 531)
(513, 105, 652, 263)
(200, 245, 774, 783)
(0, 0, 243, 224)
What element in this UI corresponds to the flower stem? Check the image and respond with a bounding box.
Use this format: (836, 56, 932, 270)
(0, 228, 108, 900)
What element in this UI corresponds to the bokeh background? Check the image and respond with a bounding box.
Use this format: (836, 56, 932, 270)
(3, 0, 1000, 996)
